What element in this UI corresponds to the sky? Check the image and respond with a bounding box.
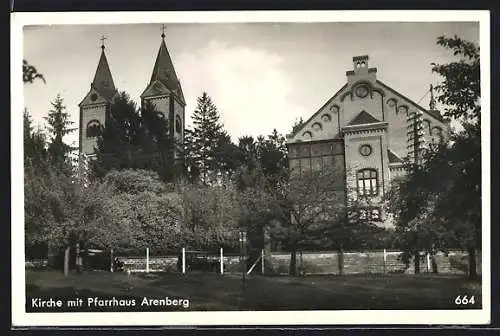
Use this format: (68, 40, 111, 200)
(22, 20, 480, 149)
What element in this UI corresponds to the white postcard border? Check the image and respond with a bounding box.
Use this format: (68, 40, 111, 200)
(11, 10, 491, 327)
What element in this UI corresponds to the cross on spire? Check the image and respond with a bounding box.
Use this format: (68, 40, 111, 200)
(161, 24, 166, 39)
(100, 35, 107, 50)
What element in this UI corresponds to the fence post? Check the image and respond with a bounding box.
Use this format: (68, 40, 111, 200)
(182, 247, 186, 274)
(383, 248, 387, 274)
(146, 247, 149, 273)
(220, 247, 224, 275)
(110, 247, 114, 273)
(261, 249, 264, 275)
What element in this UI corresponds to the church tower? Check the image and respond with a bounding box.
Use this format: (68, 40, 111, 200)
(140, 25, 186, 161)
(78, 37, 118, 159)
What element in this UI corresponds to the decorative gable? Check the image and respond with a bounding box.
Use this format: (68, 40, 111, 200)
(141, 80, 170, 99)
(347, 110, 381, 126)
(79, 87, 110, 107)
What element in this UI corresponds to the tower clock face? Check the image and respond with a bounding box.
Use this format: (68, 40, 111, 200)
(359, 144, 372, 157)
(90, 93, 98, 102)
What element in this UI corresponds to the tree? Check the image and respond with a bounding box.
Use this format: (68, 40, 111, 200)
(232, 130, 289, 266)
(184, 92, 229, 185)
(24, 109, 48, 168)
(23, 60, 45, 84)
(257, 129, 289, 192)
(92, 92, 177, 182)
(177, 179, 241, 251)
(100, 169, 182, 254)
(44, 94, 77, 172)
(242, 169, 344, 276)
(290, 117, 305, 135)
(431, 35, 480, 122)
(387, 35, 481, 278)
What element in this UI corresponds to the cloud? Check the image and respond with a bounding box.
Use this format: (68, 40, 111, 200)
(176, 40, 306, 141)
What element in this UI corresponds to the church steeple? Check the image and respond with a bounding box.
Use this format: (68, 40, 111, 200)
(91, 36, 117, 101)
(141, 26, 185, 104)
(78, 36, 118, 159)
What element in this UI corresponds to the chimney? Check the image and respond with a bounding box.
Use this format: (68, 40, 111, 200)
(347, 55, 377, 84)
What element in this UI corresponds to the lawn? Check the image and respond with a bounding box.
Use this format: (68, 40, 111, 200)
(25, 269, 482, 312)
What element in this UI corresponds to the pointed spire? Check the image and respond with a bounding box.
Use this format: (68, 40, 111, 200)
(429, 84, 436, 111)
(145, 25, 185, 103)
(91, 37, 116, 100)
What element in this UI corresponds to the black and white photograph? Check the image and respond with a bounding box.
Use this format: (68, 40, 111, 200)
(12, 10, 490, 326)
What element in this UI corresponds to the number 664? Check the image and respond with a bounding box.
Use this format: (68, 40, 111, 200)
(455, 295, 475, 305)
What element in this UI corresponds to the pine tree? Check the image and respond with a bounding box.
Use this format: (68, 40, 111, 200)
(24, 109, 48, 168)
(44, 94, 77, 173)
(186, 92, 228, 185)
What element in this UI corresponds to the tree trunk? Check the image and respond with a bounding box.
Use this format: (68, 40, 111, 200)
(63, 245, 70, 276)
(338, 249, 344, 276)
(467, 247, 478, 279)
(47, 241, 57, 269)
(299, 251, 303, 275)
(414, 251, 420, 274)
(431, 254, 438, 274)
(75, 242, 82, 274)
(289, 249, 297, 276)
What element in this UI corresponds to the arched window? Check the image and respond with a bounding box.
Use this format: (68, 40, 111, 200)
(423, 119, 431, 135)
(431, 126, 443, 143)
(175, 115, 182, 134)
(357, 168, 378, 196)
(86, 120, 101, 138)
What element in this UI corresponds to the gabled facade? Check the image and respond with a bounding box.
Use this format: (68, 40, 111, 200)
(287, 55, 450, 227)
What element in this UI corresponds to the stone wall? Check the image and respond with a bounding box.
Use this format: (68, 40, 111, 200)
(266, 250, 481, 275)
(26, 250, 481, 276)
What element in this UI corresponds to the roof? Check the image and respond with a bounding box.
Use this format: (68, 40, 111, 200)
(376, 80, 444, 122)
(92, 48, 117, 100)
(145, 37, 185, 103)
(287, 83, 348, 140)
(347, 110, 381, 126)
(388, 149, 403, 164)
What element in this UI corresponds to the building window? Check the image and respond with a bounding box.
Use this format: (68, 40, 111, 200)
(423, 119, 431, 135)
(359, 144, 372, 157)
(358, 207, 381, 222)
(86, 120, 101, 138)
(431, 126, 443, 143)
(175, 115, 182, 134)
(357, 168, 378, 196)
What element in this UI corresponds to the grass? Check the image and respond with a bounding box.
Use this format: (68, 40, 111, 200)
(25, 269, 482, 311)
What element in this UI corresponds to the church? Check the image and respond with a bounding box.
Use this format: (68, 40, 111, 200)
(286, 55, 450, 227)
(78, 29, 185, 162)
